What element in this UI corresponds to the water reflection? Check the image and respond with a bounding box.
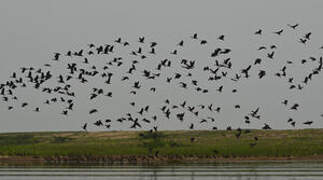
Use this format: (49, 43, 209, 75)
(0, 162, 323, 180)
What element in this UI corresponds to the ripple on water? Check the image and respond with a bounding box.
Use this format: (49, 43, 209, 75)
(0, 162, 323, 180)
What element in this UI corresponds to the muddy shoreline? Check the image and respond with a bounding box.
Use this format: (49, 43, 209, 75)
(1, 155, 323, 165)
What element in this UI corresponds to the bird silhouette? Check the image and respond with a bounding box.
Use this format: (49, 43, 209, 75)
(273, 29, 283, 35)
(290, 104, 299, 110)
(139, 36, 145, 43)
(255, 29, 262, 35)
(303, 121, 313, 125)
(89, 109, 98, 114)
(82, 123, 87, 131)
(218, 35, 225, 41)
(53, 53, 61, 61)
(191, 33, 198, 39)
(287, 23, 299, 29)
(258, 70, 266, 79)
(1, 24, 322, 137)
(267, 51, 275, 59)
(304, 32, 312, 40)
(254, 58, 262, 65)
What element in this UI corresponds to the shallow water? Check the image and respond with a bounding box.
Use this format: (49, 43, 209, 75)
(0, 162, 323, 180)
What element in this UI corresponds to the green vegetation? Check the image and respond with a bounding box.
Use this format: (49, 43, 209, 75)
(0, 129, 322, 161)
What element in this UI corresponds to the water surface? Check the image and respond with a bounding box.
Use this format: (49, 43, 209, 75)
(1, 162, 323, 180)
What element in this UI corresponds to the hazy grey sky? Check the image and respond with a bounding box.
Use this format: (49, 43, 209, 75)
(1, 0, 323, 132)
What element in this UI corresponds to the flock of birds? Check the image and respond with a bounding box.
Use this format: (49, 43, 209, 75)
(1, 23, 323, 145)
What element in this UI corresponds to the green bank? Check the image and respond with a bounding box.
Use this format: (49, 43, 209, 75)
(0, 129, 322, 164)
